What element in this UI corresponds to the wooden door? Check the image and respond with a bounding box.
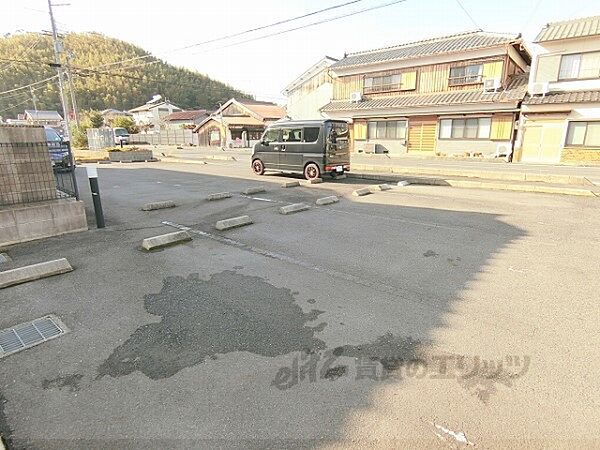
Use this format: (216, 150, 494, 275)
(521, 119, 564, 163)
(408, 116, 437, 152)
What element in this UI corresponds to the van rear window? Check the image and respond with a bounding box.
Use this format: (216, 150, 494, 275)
(304, 127, 320, 143)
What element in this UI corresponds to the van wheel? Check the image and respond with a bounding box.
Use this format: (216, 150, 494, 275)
(252, 159, 265, 175)
(304, 163, 320, 180)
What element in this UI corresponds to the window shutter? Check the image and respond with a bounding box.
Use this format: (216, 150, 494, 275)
(490, 115, 513, 140)
(400, 71, 417, 90)
(535, 55, 561, 83)
(482, 61, 503, 79)
(353, 121, 367, 140)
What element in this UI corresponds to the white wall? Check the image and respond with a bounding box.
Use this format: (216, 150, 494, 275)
(287, 82, 333, 120)
(530, 37, 600, 93)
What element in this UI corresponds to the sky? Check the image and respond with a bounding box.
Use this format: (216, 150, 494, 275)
(1, 0, 599, 104)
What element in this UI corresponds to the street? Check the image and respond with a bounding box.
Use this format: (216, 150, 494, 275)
(1, 161, 599, 449)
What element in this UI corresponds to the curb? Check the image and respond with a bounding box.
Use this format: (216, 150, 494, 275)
(215, 215, 253, 230)
(0, 258, 73, 289)
(159, 158, 207, 165)
(242, 187, 266, 195)
(141, 200, 176, 211)
(350, 163, 592, 186)
(207, 192, 233, 201)
(142, 231, 192, 251)
(316, 196, 339, 205)
(279, 203, 310, 215)
(347, 173, 597, 197)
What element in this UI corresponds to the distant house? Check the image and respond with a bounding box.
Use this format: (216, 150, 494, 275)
(101, 109, 132, 122)
(129, 99, 182, 130)
(163, 110, 209, 130)
(518, 15, 600, 164)
(195, 98, 286, 148)
(24, 110, 63, 127)
(283, 56, 338, 120)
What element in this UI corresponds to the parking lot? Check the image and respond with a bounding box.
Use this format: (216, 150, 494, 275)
(1, 161, 599, 449)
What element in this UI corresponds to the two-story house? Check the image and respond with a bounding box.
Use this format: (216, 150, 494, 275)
(518, 16, 600, 164)
(321, 31, 531, 158)
(283, 56, 338, 120)
(129, 98, 182, 130)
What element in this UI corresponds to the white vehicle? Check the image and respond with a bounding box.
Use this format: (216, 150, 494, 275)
(113, 127, 130, 145)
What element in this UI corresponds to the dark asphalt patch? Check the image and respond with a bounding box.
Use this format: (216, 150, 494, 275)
(42, 374, 84, 392)
(337, 333, 427, 371)
(0, 393, 13, 449)
(97, 271, 327, 380)
(323, 365, 348, 381)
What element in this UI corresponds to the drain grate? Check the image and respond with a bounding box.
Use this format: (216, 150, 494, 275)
(0, 315, 68, 359)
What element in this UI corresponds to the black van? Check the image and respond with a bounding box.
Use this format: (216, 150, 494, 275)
(251, 119, 350, 180)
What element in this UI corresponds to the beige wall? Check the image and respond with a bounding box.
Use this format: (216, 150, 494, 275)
(436, 139, 511, 156)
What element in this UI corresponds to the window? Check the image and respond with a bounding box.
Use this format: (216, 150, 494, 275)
(282, 128, 302, 142)
(448, 64, 483, 86)
(263, 128, 280, 142)
(363, 72, 416, 94)
(566, 122, 600, 147)
(303, 127, 320, 142)
(439, 118, 491, 139)
(559, 52, 600, 80)
(367, 120, 407, 140)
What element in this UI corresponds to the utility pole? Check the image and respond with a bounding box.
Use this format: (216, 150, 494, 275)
(30, 87, 38, 111)
(65, 51, 80, 127)
(47, 0, 71, 139)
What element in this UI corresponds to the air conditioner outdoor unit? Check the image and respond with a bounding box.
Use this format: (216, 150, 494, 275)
(530, 82, 549, 96)
(350, 92, 362, 103)
(483, 78, 502, 92)
(363, 143, 376, 153)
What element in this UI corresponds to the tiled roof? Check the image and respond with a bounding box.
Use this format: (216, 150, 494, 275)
(524, 90, 600, 105)
(321, 74, 528, 113)
(163, 110, 208, 121)
(237, 100, 286, 120)
(129, 101, 182, 113)
(330, 31, 519, 70)
(24, 110, 62, 120)
(200, 115, 265, 127)
(535, 15, 600, 42)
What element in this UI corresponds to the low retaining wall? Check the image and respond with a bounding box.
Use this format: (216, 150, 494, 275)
(0, 199, 88, 247)
(561, 148, 600, 165)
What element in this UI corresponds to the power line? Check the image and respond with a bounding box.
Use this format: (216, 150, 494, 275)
(454, 0, 481, 30)
(0, 95, 36, 114)
(0, 75, 58, 96)
(520, 0, 543, 30)
(78, 0, 368, 72)
(178, 0, 366, 51)
(191, 0, 409, 55)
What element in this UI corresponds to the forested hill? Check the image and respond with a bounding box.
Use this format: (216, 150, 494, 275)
(0, 32, 249, 117)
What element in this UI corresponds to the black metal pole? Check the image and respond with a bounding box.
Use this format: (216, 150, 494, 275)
(86, 166, 105, 228)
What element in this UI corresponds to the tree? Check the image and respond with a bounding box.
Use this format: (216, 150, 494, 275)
(0, 32, 250, 118)
(88, 110, 104, 128)
(109, 116, 138, 133)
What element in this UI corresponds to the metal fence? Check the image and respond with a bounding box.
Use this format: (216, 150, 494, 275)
(129, 129, 196, 146)
(0, 140, 78, 207)
(87, 128, 115, 150)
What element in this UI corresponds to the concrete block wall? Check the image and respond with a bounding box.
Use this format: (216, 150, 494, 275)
(0, 125, 57, 206)
(0, 199, 87, 247)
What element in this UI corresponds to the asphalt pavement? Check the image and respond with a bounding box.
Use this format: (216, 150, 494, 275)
(0, 161, 599, 449)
